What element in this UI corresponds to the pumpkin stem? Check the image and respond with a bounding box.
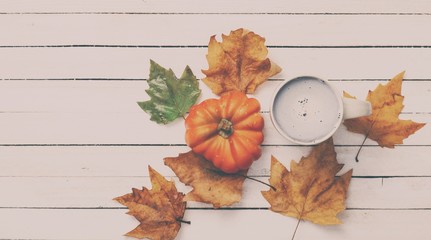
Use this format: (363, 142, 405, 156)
(217, 118, 234, 138)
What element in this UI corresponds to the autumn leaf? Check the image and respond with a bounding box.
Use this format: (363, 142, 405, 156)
(202, 28, 282, 95)
(164, 151, 247, 208)
(262, 138, 353, 225)
(114, 166, 187, 240)
(138, 60, 201, 124)
(344, 71, 426, 148)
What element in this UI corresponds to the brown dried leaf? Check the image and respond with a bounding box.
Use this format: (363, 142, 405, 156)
(344, 71, 426, 148)
(262, 138, 352, 225)
(164, 151, 247, 208)
(202, 28, 282, 95)
(114, 166, 186, 240)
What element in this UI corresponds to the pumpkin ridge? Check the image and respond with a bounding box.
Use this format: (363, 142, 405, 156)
(232, 113, 264, 131)
(186, 123, 219, 148)
(233, 129, 264, 145)
(220, 91, 248, 119)
(199, 100, 222, 122)
(230, 98, 261, 124)
(229, 134, 254, 169)
(184, 91, 264, 173)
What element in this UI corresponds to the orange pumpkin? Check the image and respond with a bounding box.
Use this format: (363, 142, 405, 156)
(185, 91, 264, 173)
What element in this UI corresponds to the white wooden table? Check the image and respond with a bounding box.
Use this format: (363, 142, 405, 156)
(1, 1, 431, 239)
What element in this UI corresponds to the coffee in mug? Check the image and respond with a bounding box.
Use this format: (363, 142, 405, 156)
(270, 76, 371, 145)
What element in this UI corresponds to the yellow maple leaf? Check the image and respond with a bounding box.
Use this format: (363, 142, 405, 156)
(202, 28, 282, 95)
(114, 166, 187, 240)
(164, 151, 247, 208)
(262, 138, 352, 225)
(344, 71, 426, 148)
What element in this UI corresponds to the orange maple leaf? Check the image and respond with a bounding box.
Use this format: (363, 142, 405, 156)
(164, 151, 247, 208)
(202, 28, 282, 95)
(262, 138, 352, 225)
(344, 71, 426, 148)
(114, 166, 187, 240)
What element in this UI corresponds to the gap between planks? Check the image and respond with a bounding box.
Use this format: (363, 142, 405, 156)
(2, 12, 431, 15)
(1, 45, 431, 48)
(0, 206, 430, 211)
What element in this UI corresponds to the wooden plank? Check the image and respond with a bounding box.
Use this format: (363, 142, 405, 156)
(0, 176, 430, 209)
(2, 15, 431, 46)
(1, 48, 431, 80)
(0, 0, 431, 14)
(0, 112, 427, 145)
(1, 146, 431, 177)
(0, 208, 430, 240)
(0, 80, 429, 113)
(0, 2, 429, 240)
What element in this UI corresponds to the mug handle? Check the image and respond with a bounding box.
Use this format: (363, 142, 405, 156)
(342, 98, 372, 119)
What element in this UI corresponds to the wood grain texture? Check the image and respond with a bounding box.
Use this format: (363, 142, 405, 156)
(1, 146, 431, 177)
(1, 0, 431, 239)
(0, 112, 427, 145)
(1, 48, 431, 79)
(1, 15, 431, 46)
(0, 209, 430, 240)
(0, 176, 430, 209)
(0, 145, 431, 178)
(0, 80, 429, 113)
(0, 0, 431, 14)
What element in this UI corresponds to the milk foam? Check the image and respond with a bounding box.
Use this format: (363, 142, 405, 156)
(272, 77, 342, 144)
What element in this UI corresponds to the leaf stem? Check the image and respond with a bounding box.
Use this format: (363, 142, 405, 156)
(355, 134, 368, 162)
(205, 168, 277, 191)
(355, 108, 380, 162)
(176, 218, 191, 225)
(291, 218, 301, 240)
(242, 175, 277, 192)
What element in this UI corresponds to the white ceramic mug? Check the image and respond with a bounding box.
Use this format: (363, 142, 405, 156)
(270, 76, 371, 145)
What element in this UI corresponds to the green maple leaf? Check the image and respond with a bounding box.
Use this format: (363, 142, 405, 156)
(138, 60, 201, 124)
